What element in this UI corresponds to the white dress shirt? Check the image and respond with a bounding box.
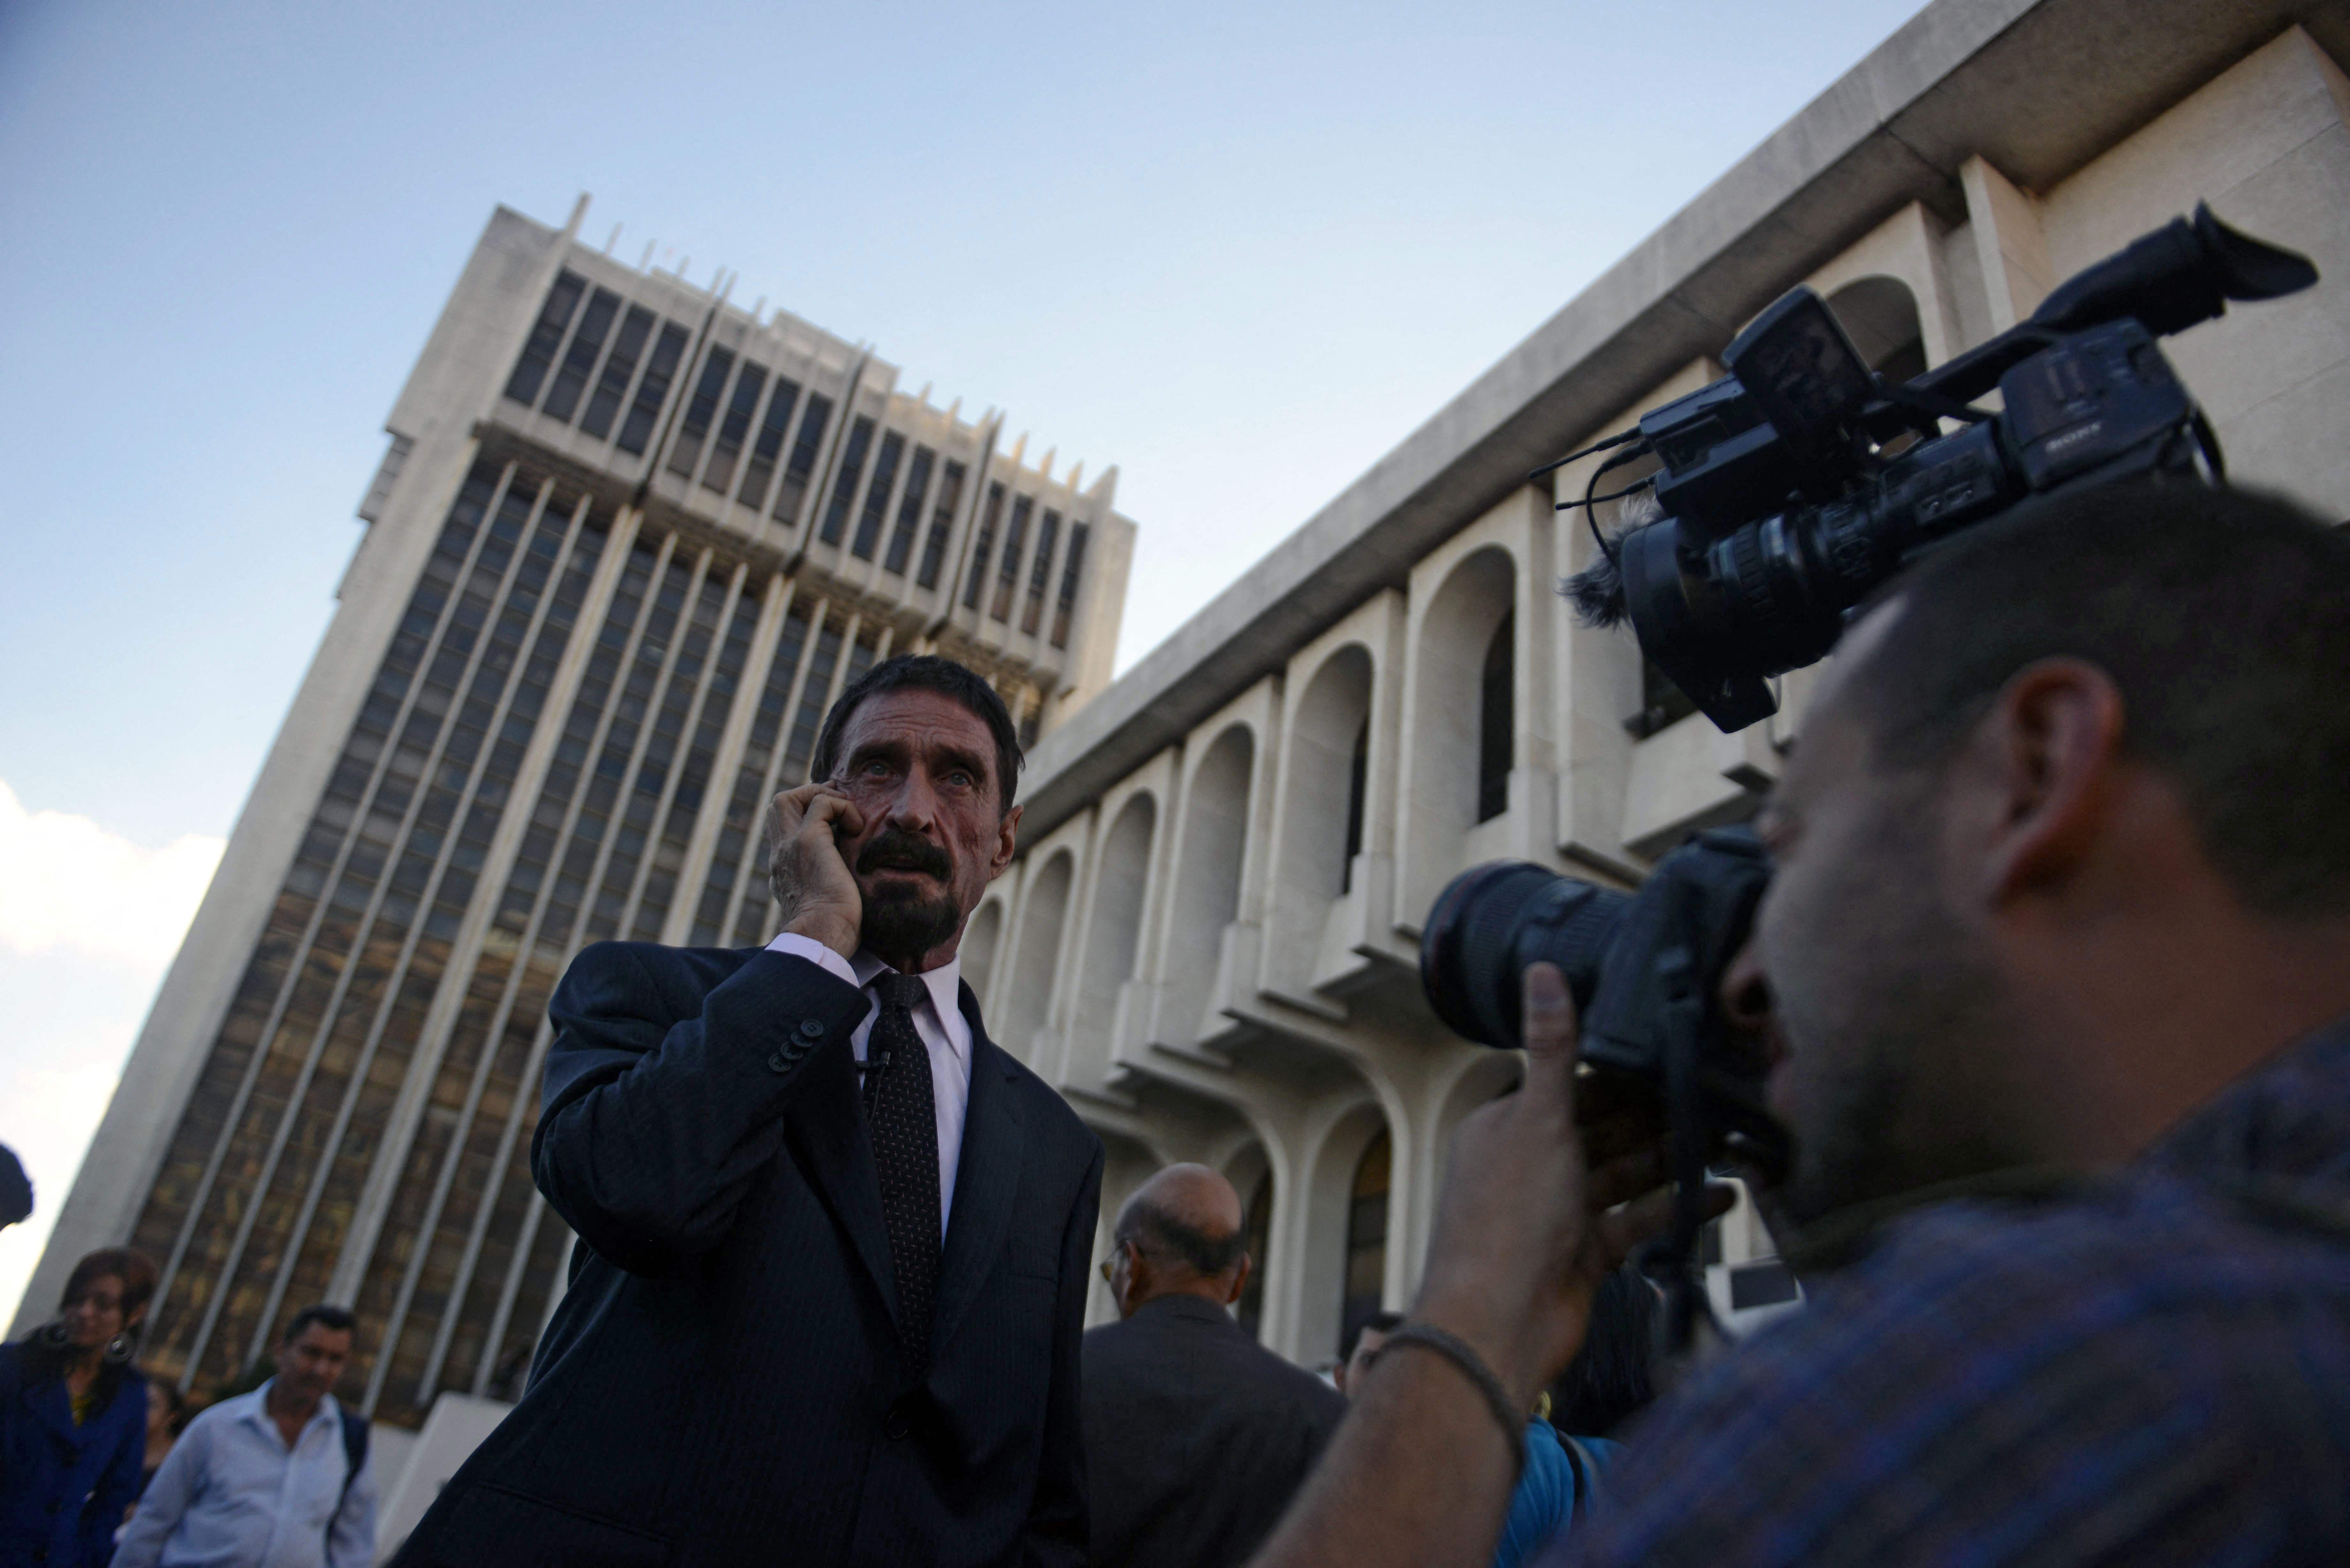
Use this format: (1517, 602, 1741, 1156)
(766, 932, 974, 1236)
(112, 1381, 375, 1568)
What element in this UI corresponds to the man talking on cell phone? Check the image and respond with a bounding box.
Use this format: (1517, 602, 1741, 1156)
(396, 655, 1104, 1568)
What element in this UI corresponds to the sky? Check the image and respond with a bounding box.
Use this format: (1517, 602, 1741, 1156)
(0, 0, 1929, 1324)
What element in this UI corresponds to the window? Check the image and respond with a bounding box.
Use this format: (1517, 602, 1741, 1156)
(580, 306, 655, 440)
(1342, 718, 1368, 893)
(917, 461, 965, 589)
(775, 394, 832, 526)
(1017, 691, 1040, 750)
(542, 287, 620, 424)
(962, 482, 1005, 609)
(883, 447, 934, 575)
(1477, 610, 1513, 823)
(989, 496, 1032, 622)
(504, 272, 584, 406)
(817, 416, 875, 546)
(849, 432, 904, 560)
(736, 375, 801, 509)
(1021, 510, 1060, 636)
(702, 363, 767, 496)
(666, 347, 736, 479)
(1340, 1131, 1390, 1355)
(1050, 523, 1088, 648)
(616, 323, 690, 455)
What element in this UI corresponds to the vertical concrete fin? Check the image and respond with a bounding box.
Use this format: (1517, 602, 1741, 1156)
(1959, 157, 2053, 331)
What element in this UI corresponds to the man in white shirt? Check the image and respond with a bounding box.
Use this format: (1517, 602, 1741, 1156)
(115, 1305, 375, 1568)
(392, 654, 1104, 1568)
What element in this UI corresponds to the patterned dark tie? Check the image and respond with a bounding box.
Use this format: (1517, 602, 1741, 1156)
(864, 972, 942, 1371)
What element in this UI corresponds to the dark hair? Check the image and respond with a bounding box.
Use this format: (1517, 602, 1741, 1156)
(1116, 1196, 1247, 1280)
(1847, 481, 2350, 919)
(281, 1304, 357, 1345)
(63, 1247, 158, 1322)
(1549, 1266, 1656, 1436)
(811, 655, 1024, 816)
(1342, 1309, 1407, 1362)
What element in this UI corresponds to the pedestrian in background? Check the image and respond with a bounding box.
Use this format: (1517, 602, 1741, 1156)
(1082, 1164, 1346, 1568)
(137, 1383, 190, 1499)
(113, 1305, 374, 1568)
(0, 1248, 155, 1568)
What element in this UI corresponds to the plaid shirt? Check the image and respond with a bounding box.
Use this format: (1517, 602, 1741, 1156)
(1548, 1013, 2350, 1567)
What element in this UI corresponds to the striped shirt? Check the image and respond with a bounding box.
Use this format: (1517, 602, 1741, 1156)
(1549, 1013, 2350, 1567)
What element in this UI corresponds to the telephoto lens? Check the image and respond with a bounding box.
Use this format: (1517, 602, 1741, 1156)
(1419, 863, 1632, 1051)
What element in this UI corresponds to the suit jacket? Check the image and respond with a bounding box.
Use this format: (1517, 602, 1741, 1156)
(1079, 1295, 1347, 1568)
(394, 943, 1104, 1568)
(0, 1347, 147, 1568)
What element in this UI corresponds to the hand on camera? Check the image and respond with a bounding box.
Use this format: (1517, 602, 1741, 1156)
(1410, 962, 1725, 1410)
(767, 782, 865, 961)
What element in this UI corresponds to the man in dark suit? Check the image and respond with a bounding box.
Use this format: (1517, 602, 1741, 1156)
(396, 654, 1105, 1568)
(1080, 1164, 1347, 1568)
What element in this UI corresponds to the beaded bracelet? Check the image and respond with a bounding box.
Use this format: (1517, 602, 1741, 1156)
(1381, 1322, 1527, 1474)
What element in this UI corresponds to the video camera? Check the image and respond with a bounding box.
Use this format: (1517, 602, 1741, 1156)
(1419, 205, 2317, 1337)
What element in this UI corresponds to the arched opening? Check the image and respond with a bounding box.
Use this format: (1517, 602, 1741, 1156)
(1221, 1140, 1275, 1343)
(1340, 1129, 1391, 1354)
(960, 899, 1004, 1012)
(1237, 1172, 1273, 1340)
(1162, 726, 1253, 1041)
(1407, 547, 1515, 913)
(1072, 795, 1155, 1071)
(1477, 609, 1514, 823)
(1279, 648, 1373, 907)
(1000, 852, 1073, 1060)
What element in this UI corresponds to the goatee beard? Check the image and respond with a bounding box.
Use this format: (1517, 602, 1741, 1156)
(860, 887, 962, 963)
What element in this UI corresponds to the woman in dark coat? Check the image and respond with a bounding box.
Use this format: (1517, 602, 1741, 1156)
(0, 1248, 155, 1568)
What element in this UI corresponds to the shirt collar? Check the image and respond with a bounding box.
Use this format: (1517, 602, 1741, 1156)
(237, 1380, 340, 1437)
(852, 950, 964, 1035)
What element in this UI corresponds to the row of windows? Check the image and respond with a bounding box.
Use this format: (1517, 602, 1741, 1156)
(132, 463, 609, 1397)
(503, 274, 1086, 645)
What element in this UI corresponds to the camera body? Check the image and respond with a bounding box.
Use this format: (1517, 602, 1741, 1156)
(1582, 203, 2316, 732)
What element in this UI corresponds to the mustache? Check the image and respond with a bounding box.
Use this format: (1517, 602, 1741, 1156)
(855, 828, 953, 881)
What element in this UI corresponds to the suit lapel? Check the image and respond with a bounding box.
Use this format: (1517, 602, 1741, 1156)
(781, 1025, 900, 1329)
(931, 988, 1026, 1361)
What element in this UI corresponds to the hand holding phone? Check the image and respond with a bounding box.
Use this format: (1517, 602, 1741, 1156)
(767, 782, 866, 961)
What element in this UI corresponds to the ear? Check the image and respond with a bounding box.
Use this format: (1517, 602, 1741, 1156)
(1224, 1253, 1252, 1307)
(987, 803, 1022, 880)
(1969, 658, 2128, 909)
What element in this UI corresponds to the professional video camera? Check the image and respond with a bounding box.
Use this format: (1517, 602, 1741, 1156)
(1419, 205, 2318, 1339)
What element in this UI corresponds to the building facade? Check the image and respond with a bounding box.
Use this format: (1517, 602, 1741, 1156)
(17, 204, 1135, 1429)
(972, 0, 2350, 1366)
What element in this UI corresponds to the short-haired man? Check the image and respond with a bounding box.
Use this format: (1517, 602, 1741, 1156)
(1082, 1164, 1346, 1568)
(115, 1305, 374, 1568)
(397, 655, 1105, 1567)
(1249, 482, 2350, 1567)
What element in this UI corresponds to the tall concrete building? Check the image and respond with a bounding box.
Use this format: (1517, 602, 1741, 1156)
(19, 203, 1135, 1428)
(966, 0, 2350, 1368)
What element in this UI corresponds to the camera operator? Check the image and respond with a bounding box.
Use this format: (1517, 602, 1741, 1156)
(1250, 480, 2350, 1568)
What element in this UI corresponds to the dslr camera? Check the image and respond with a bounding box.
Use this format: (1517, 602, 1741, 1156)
(1418, 206, 2317, 1310)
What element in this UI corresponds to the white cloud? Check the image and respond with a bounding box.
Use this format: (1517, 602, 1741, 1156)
(0, 779, 224, 967)
(0, 782, 224, 1327)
